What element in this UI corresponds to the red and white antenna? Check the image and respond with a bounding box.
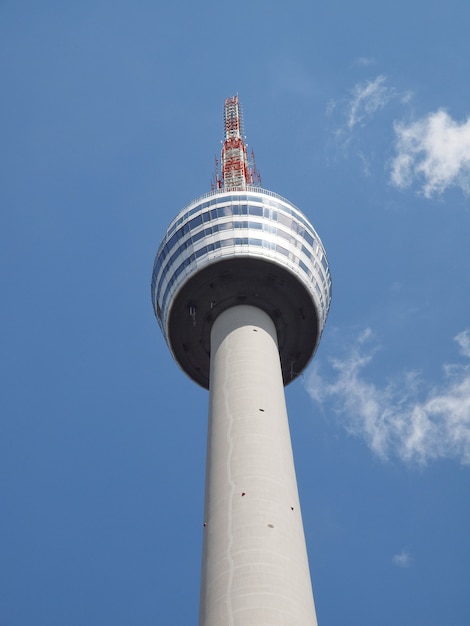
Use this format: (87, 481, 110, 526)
(214, 96, 261, 190)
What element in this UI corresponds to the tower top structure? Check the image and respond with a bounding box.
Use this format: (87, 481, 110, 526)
(214, 95, 261, 190)
(151, 97, 331, 625)
(151, 97, 331, 389)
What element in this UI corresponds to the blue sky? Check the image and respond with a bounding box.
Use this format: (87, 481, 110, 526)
(1, 1, 469, 624)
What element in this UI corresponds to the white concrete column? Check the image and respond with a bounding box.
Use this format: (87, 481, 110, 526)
(199, 305, 318, 626)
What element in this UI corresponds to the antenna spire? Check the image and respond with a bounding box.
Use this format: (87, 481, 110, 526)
(215, 96, 261, 190)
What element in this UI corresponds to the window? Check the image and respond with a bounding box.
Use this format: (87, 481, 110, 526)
(278, 213, 292, 228)
(249, 205, 263, 216)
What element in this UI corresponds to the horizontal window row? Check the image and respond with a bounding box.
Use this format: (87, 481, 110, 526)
(173, 186, 289, 223)
(165, 194, 320, 248)
(161, 205, 317, 269)
(155, 238, 329, 325)
(167, 193, 282, 234)
(155, 220, 301, 280)
(152, 219, 328, 298)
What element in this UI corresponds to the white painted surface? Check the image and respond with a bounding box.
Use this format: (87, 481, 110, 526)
(199, 305, 318, 626)
(152, 188, 332, 340)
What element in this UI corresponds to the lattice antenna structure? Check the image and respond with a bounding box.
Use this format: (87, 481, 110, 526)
(215, 95, 261, 189)
(249, 147, 262, 187)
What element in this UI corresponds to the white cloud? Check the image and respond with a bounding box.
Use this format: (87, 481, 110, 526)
(392, 550, 412, 568)
(390, 110, 470, 197)
(353, 57, 377, 67)
(326, 75, 407, 168)
(346, 75, 394, 130)
(357, 149, 372, 176)
(325, 99, 337, 117)
(306, 329, 470, 466)
(455, 329, 470, 358)
(328, 77, 470, 199)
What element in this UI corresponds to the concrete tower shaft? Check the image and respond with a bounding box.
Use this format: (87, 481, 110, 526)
(200, 305, 318, 626)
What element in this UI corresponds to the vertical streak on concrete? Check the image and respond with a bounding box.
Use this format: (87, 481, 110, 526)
(222, 337, 235, 626)
(199, 305, 318, 626)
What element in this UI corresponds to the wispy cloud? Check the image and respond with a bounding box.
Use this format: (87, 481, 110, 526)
(456, 329, 470, 358)
(328, 76, 470, 199)
(327, 75, 410, 172)
(346, 75, 393, 130)
(353, 57, 377, 67)
(328, 74, 412, 133)
(306, 329, 470, 466)
(392, 550, 412, 568)
(390, 110, 470, 197)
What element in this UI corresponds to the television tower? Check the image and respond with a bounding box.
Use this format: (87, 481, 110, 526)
(151, 96, 332, 625)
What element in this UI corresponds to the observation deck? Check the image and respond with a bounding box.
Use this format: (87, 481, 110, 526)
(151, 187, 332, 388)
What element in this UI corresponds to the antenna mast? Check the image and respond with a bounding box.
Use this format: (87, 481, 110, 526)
(216, 95, 261, 189)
